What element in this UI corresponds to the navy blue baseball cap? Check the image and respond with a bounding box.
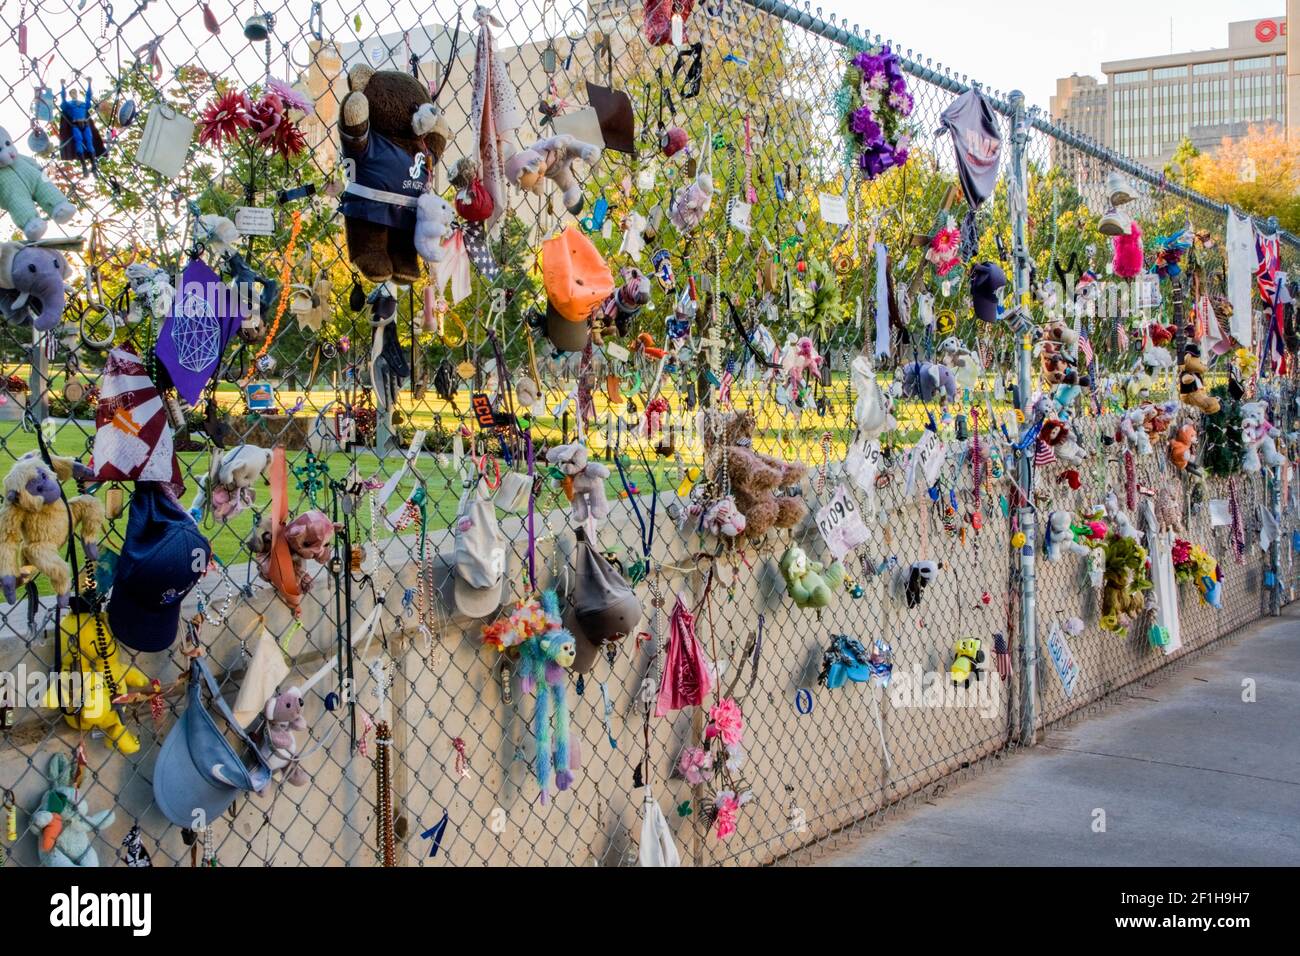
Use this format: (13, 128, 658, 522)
(108, 483, 212, 652)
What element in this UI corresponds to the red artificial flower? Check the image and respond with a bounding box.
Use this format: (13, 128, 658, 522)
(271, 119, 307, 159)
(246, 91, 306, 159)
(247, 92, 285, 146)
(198, 89, 252, 149)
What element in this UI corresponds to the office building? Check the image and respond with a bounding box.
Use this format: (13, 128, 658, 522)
(1051, 15, 1290, 171)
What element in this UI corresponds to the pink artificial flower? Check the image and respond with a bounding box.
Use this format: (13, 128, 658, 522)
(1171, 539, 1192, 566)
(713, 791, 740, 839)
(267, 78, 314, 115)
(678, 746, 713, 786)
(705, 697, 744, 748)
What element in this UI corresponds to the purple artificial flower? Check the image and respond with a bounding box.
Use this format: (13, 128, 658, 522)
(889, 90, 914, 116)
(850, 107, 884, 146)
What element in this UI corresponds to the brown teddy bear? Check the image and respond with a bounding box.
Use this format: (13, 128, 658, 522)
(702, 410, 807, 539)
(339, 65, 448, 283)
(1179, 349, 1221, 414)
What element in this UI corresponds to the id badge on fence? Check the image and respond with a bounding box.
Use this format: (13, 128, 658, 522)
(816, 484, 870, 560)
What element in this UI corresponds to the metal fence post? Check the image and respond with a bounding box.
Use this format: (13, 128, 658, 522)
(1271, 463, 1283, 617)
(1008, 90, 1038, 745)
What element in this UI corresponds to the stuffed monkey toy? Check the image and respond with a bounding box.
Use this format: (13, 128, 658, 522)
(517, 591, 576, 802)
(0, 453, 103, 607)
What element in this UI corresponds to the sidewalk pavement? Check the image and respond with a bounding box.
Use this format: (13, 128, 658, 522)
(820, 608, 1300, 866)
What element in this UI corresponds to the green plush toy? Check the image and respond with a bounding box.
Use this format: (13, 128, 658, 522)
(1098, 534, 1151, 635)
(1200, 383, 1244, 478)
(779, 544, 845, 609)
(29, 753, 115, 867)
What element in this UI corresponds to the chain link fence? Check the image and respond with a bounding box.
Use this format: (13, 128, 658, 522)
(0, 0, 1293, 867)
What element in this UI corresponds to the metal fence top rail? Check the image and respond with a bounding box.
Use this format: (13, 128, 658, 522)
(743, 0, 1299, 249)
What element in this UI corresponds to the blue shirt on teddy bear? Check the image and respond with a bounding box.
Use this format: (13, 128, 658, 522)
(340, 132, 428, 231)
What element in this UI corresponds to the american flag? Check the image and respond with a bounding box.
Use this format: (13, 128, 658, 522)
(1033, 439, 1056, 466)
(993, 632, 1013, 680)
(1077, 323, 1094, 367)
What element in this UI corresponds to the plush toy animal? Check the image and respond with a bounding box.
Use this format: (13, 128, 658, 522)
(701, 410, 807, 539)
(669, 168, 713, 231)
(517, 591, 576, 802)
(0, 241, 70, 331)
(700, 495, 746, 537)
(0, 453, 103, 607)
(547, 442, 611, 522)
(937, 337, 981, 390)
(42, 614, 152, 754)
(30, 753, 115, 867)
(1169, 423, 1197, 470)
(890, 560, 941, 608)
(0, 127, 75, 240)
(192, 444, 274, 522)
(1241, 401, 1286, 473)
(778, 544, 845, 609)
(897, 360, 957, 404)
(1044, 510, 1089, 560)
(339, 65, 448, 283)
(262, 687, 309, 787)
(413, 192, 455, 264)
(1118, 407, 1154, 456)
(1178, 350, 1220, 414)
(505, 134, 599, 214)
(850, 355, 897, 439)
(1098, 533, 1150, 634)
(781, 336, 824, 392)
(248, 509, 336, 594)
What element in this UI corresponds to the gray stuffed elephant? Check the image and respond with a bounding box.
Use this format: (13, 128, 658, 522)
(0, 241, 69, 331)
(29, 753, 116, 867)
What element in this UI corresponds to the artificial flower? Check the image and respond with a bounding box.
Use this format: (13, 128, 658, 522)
(706, 697, 744, 748)
(926, 224, 962, 276)
(267, 77, 313, 115)
(713, 790, 740, 839)
(198, 89, 252, 148)
(678, 746, 713, 786)
(724, 743, 746, 774)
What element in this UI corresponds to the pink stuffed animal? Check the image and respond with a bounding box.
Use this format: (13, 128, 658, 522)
(701, 496, 746, 537)
(1111, 222, 1144, 278)
(248, 509, 337, 594)
(783, 336, 824, 391)
(284, 510, 336, 563)
(262, 688, 309, 787)
(669, 169, 713, 231)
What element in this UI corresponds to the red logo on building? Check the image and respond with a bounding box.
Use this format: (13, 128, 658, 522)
(1255, 19, 1286, 43)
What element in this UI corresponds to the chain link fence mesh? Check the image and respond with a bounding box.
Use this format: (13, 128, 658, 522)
(0, 0, 1293, 867)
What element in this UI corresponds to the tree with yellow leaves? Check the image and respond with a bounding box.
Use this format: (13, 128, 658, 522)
(1186, 124, 1300, 234)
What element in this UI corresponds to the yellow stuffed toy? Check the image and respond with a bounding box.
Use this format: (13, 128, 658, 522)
(42, 613, 151, 754)
(0, 452, 103, 607)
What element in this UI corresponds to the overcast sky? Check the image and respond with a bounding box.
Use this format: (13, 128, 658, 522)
(815, 0, 1284, 110)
